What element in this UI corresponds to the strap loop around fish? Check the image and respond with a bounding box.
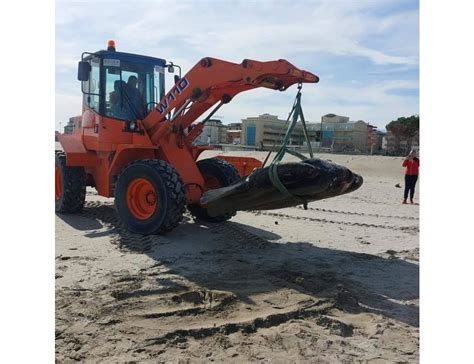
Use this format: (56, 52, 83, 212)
(268, 163, 308, 209)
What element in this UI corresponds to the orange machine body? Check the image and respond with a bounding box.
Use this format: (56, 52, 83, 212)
(59, 47, 318, 204)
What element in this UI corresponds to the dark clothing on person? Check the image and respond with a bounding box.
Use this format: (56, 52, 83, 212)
(402, 156, 419, 202)
(112, 80, 144, 120)
(112, 80, 126, 116)
(126, 85, 144, 119)
(404, 175, 418, 200)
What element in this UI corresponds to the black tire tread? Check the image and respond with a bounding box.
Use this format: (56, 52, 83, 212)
(188, 158, 241, 222)
(55, 151, 86, 213)
(115, 159, 186, 234)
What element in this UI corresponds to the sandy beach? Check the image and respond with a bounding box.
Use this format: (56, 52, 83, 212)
(55, 150, 419, 362)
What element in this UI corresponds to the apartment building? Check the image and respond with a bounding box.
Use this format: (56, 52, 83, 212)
(320, 114, 369, 152)
(241, 113, 319, 147)
(194, 119, 227, 145)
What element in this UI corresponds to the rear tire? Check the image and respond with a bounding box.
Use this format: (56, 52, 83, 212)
(55, 151, 86, 213)
(188, 158, 241, 222)
(114, 160, 186, 234)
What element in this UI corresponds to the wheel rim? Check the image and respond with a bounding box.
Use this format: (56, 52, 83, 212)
(55, 166, 62, 201)
(126, 178, 158, 220)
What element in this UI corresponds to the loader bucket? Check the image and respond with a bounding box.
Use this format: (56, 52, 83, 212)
(215, 156, 262, 178)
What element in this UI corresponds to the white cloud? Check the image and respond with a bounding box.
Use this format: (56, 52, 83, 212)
(106, 2, 417, 66)
(55, 0, 417, 65)
(215, 79, 418, 128)
(55, 0, 419, 131)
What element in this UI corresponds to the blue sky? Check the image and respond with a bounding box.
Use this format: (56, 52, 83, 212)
(56, 0, 419, 131)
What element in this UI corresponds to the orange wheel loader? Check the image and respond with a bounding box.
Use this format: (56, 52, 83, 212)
(55, 40, 319, 234)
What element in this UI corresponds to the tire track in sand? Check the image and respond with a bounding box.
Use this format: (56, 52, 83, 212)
(295, 206, 419, 221)
(250, 210, 419, 233)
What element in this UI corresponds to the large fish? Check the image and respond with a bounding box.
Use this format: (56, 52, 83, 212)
(201, 158, 363, 217)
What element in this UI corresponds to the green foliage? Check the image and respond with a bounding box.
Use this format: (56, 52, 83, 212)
(384, 115, 419, 155)
(386, 115, 419, 138)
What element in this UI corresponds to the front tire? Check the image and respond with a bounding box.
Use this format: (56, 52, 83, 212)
(188, 158, 241, 222)
(114, 160, 186, 234)
(55, 151, 86, 213)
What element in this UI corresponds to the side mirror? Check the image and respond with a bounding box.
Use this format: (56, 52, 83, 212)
(77, 61, 91, 81)
(168, 64, 174, 73)
(174, 75, 180, 84)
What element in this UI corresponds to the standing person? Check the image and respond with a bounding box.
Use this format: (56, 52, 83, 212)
(402, 149, 420, 204)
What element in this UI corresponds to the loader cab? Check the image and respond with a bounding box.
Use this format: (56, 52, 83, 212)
(78, 42, 167, 123)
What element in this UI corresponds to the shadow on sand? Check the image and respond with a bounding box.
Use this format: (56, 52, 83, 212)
(58, 203, 419, 327)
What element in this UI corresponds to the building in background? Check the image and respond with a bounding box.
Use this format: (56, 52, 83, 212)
(227, 122, 242, 130)
(59, 111, 390, 154)
(375, 130, 386, 154)
(226, 122, 242, 144)
(64, 116, 81, 135)
(367, 124, 384, 154)
(241, 113, 320, 148)
(321, 113, 349, 124)
(194, 119, 227, 145)
(320, 114, 369, 153)
(226, 130, 242, 144)
(382, 130, 419, 155)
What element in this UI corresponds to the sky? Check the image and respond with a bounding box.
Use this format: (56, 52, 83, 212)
(55, 0, 419, 131)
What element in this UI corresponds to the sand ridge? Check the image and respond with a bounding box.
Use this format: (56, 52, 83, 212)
(56, 151, 419, 362)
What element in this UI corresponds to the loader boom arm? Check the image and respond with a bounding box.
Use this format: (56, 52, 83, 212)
(142, 57, 319, 144)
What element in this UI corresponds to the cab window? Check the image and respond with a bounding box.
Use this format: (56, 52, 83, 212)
(104, 60, 164, 121)
(82, 57, 100, 112)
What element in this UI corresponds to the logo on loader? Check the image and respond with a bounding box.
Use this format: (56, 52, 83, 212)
(157, 78, 190, 115)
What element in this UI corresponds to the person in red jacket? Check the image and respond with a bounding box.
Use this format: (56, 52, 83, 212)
(402, 150, 419, 204)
